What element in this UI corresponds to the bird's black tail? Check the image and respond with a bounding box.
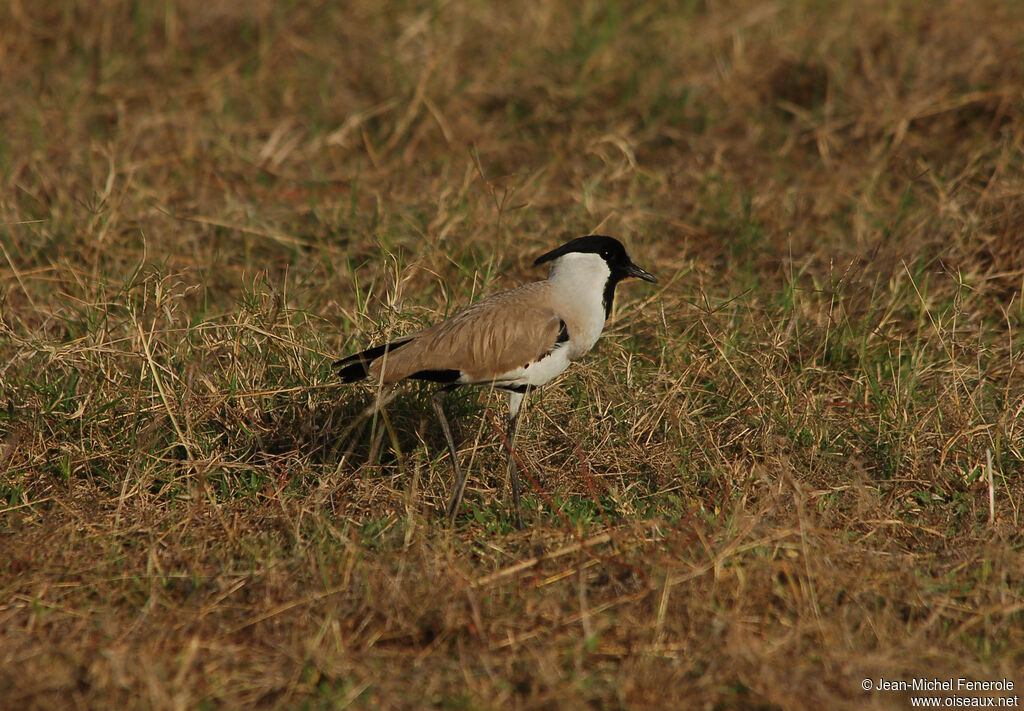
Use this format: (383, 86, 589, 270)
(334, 339, 412, 382)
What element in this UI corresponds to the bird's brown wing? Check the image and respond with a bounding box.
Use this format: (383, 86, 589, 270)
(372, 283, 563, 384)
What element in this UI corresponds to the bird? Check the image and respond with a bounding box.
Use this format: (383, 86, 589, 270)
(335, 234, 657, 528)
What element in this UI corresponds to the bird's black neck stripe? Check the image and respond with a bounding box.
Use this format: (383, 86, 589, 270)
(602, 275, 624, 319)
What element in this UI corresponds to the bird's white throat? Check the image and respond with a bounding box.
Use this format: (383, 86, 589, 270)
(546, 251, 612, 292)
(545, 252, 611, 355)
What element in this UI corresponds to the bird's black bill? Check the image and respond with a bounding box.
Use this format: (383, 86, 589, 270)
(626, 262, 658, 283)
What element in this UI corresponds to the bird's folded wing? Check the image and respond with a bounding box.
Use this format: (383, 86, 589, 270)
(374, 285, 564, 383)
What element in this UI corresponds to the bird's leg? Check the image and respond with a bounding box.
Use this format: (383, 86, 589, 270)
(506, 413, 524, 530)
(433, 385, 468, 524)
(363, 384, 399, 468)
(505, 388, 529, 530)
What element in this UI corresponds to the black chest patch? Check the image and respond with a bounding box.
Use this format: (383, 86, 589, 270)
(556, 320, 569, 344)
(532, 320, 569, 365)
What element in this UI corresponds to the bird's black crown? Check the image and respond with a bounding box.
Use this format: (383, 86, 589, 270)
(533, 235, 629, 267)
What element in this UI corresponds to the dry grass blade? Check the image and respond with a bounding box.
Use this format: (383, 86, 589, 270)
(473, 531, 614, 587)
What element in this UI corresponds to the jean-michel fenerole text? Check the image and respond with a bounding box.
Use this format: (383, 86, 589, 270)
(873, 678, 1015, 693)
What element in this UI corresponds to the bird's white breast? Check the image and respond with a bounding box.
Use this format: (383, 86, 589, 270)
(487, 251, 611, 390)
(492, 342, 573, 389)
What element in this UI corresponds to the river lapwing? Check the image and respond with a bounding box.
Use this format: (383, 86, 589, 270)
(336, 235, 657, 528)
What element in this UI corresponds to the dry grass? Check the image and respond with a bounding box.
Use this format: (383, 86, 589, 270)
(2, 0, 1023, 708)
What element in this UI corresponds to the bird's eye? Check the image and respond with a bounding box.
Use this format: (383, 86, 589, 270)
(600, 249, 610, 259)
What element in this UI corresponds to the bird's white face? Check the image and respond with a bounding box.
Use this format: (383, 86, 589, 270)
(545, 251, 614, 354)
(547, 251, 612, 289)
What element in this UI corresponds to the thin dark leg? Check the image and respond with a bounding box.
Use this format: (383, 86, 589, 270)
(432, 385, 467, 524)
(504, 385, 530, 530)
(506, 413, 524, 530)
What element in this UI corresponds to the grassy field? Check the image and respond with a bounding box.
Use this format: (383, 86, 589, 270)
(2, 0, 1023, 708)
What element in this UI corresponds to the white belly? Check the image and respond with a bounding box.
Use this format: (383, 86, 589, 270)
(490, 343, 573, 389)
